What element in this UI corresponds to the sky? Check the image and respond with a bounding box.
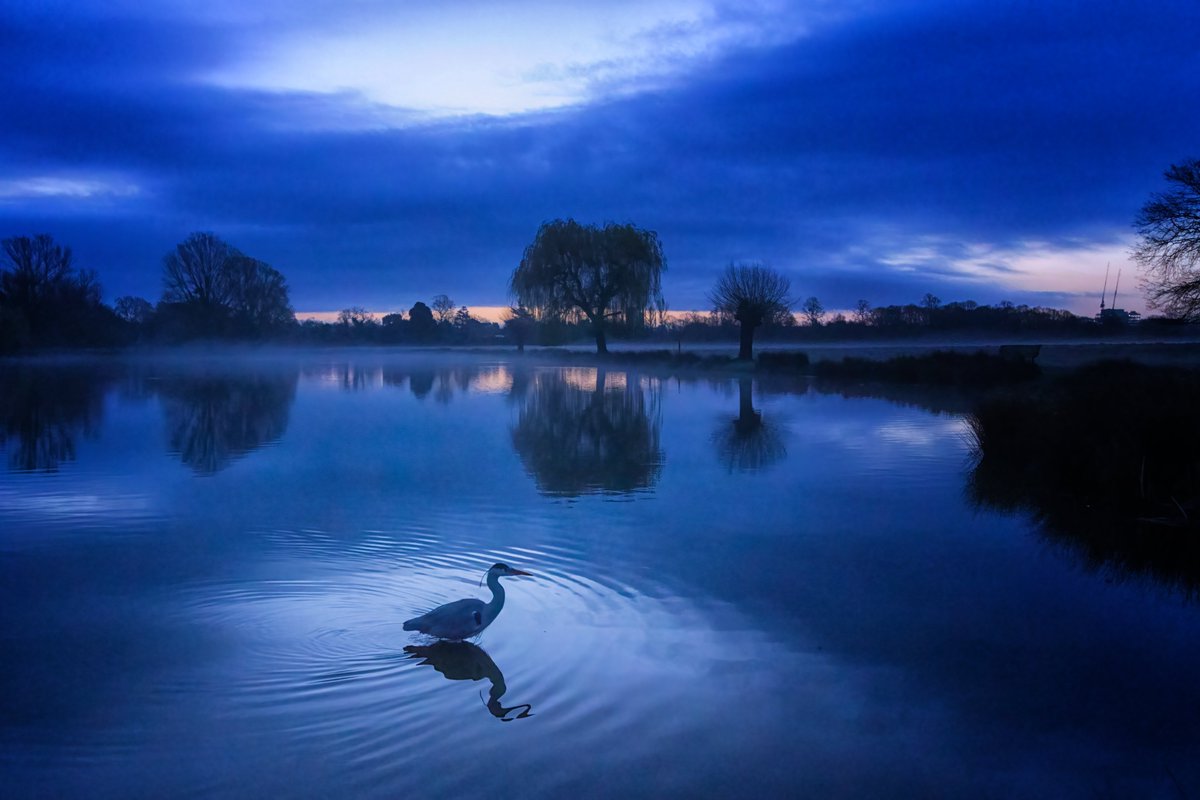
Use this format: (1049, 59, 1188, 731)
(2, 0, 1198, 317)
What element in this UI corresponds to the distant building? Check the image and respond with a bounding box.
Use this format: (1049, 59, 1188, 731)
(1095, 265, 1139, 325)
(1096, 307, 1141, 325)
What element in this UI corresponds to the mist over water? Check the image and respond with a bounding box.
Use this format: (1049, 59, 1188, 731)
(2, 351, 1199, 798)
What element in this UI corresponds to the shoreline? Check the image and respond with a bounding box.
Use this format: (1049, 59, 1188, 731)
(4, 337, 1200, 372)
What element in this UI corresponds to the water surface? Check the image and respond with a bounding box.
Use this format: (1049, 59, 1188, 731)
(2, 352, 1198, 798)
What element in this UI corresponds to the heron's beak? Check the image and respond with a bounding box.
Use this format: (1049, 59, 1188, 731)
(509, 568, 533, 576)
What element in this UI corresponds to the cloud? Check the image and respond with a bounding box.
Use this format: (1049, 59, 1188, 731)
(0, 176, 142, 200)
(203, 1, 816, 117)
(0, 0, 1197, 313)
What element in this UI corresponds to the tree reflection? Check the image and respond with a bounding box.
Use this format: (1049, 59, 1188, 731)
(967, 361, 1200, 596)
(157, 369, 297, 475)
(810, 377, 975, 416)
(512, 369, 663, 497)
(404, 641, 533, 721)
(0, 365, 113, 472)
(712, 378, 787, 472)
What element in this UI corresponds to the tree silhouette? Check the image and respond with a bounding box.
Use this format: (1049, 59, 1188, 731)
(338, 307, 376, 327)
(408, 301, 437, 341)
(854, 299, 872, 324)
(431, 294, 455, 324)
(225, 255, 295, 335)
(800, 296, 824, 327)
(162, 232, 235, 308)
(0, 233, 113, 347)
(504, 306, 536, 352)
(510, 219, 666, 354)
(114, 296, 154, 325)
(511, 370, 663, 496)
(1134, 158, 1200, 319)
(160, 232, 294, 338)
(709, 263, 792, 360)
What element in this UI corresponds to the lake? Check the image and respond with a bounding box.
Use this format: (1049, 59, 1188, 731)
(2, 350, 1198, 798)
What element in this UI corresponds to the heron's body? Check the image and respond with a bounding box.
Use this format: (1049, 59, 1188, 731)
(403, 563, 530, 640)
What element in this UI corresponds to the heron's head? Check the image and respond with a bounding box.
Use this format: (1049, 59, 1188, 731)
(489, 562, 532, 578)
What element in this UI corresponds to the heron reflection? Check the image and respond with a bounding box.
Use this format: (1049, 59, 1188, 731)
(403, 641, 533, 721)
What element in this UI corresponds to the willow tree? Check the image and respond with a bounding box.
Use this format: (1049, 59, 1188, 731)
(510, 219, 666, 354)
(709, 263, 792, 360)
(1134, 158, 1200, 319)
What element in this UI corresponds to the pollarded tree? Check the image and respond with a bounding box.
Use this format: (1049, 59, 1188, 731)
(1134, 158, 1200, 319)
(709, 263, 792, 360)
(510, 219, 666, 354)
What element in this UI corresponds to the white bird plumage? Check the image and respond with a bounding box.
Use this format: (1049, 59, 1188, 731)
(403, 563, 532, 640)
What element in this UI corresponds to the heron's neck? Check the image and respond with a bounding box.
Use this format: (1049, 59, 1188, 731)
(485, 572, 506, 614)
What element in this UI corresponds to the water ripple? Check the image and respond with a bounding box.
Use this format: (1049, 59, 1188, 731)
(173, 527, 748, 795)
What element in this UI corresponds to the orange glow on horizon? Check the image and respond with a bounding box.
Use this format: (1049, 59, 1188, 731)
(295, 306, 513, 324)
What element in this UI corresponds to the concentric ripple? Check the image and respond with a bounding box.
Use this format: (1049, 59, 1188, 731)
(169, 522, 768, 797)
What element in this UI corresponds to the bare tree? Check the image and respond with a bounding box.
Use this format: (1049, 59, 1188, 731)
(1, 233, 107, 346)
(709, 263, 792, 360)
(801, 296, 824, 327)
(854, 299, 872, 324)
(511, 219, 666, 354)
(1134, 158, 1200, 319)
(221, 255, 294, 334)
(338, 306, 376, 327)
(0, 234, 76, 307)
(162, 232, 235, 308)
(160, 233, 294, 337)
(431, 294, 456, 323)
(114, 296, 154, 324)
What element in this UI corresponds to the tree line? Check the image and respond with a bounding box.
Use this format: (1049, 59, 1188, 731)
(0, 231, 503, 352)
(3, 156, 1198, 355)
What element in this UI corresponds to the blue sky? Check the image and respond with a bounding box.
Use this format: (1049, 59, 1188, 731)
(2, 0, 1197, 316)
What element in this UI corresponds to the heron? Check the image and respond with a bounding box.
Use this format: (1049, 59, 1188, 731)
(403, 563, 532, 640)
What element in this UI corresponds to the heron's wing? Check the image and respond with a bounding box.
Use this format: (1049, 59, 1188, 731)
(403, 598, 487, 638)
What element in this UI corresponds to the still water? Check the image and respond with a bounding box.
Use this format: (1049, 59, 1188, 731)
(2, 351, 1198, 798)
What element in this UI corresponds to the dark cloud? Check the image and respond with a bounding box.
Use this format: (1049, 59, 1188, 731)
(1, 1, 1197, 311)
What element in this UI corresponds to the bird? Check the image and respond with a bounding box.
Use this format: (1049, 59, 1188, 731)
(403, 563, 532, 640)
